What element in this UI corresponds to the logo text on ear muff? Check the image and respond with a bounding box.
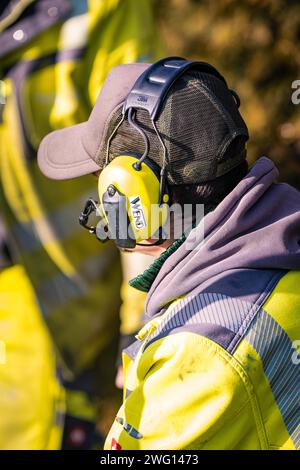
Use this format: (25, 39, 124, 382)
(129, 196, 147, 230)
(137, 95, 148, 103)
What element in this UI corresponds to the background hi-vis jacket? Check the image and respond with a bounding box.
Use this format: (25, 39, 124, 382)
(0, 263, 65, 449)
(0, 0, 158, 449)
(0, 0, 158, 374)
(105, 269, 300, 450)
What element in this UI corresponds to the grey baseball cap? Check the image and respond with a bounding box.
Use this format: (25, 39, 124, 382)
(38, 61, 248, 184)
(38, 63, 149, 180)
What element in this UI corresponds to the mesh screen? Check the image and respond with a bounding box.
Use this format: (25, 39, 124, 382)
(96, 70, 249, 185)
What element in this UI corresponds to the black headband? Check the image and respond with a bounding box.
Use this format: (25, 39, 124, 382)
(123, 56, 228, 120)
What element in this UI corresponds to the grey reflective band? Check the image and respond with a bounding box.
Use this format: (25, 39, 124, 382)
(123, 56, 227, 120)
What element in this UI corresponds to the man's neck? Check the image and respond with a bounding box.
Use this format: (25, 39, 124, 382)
(133, 239, 174, 258)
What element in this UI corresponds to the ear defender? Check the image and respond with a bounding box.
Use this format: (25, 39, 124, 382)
(98, 155, 169, 249)
(80, 57, 229, 248)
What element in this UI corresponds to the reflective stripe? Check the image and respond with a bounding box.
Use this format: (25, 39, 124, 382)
(5, 48, 86, 160)
(0, 0, 71, 57)
(124, 339, 142, 361)
(10, 189, 97, 252)
(145, 271, 283, 353)
(244, 309, 300, 449)
(146, 292, 261, 353)
(116, 417, 143, 440)
(36, 246, 117, 316)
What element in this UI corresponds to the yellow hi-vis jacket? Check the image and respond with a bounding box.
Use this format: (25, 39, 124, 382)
(105, 270, 300, 450)
(0, 0, 159, 374)
(0, 0, 158, 449)
(0, 264, 65, 450)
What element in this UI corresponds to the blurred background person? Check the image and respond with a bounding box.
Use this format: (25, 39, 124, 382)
(0, 0, 159, 450)
(1, 0, 300, 451)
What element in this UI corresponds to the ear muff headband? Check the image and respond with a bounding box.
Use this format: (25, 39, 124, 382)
(123, 56, 227, 120)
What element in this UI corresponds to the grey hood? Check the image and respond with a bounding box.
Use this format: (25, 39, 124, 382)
(145, 157, 300, 319)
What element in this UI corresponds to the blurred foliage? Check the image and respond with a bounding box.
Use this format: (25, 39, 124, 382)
(156, 0, 300, 188)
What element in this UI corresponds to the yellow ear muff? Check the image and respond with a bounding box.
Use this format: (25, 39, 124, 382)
(98, 155, 169, 244)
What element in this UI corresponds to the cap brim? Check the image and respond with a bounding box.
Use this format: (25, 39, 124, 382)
(38, 62, 150, 180)
(38, 122, 100, 180)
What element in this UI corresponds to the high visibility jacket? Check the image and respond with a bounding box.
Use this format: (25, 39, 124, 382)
(0, 264, 65, 450)
(0, 0, 158, 449)
(105, 269, 300, 450)
(0, 0, 158, 374)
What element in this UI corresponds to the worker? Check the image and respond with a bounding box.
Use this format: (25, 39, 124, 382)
(0, 0, 158, 449)
(0, 214, 64, 449)
(38, 57, 300, 450)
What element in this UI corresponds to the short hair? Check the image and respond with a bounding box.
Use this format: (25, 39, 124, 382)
(170, 159, 249, 217)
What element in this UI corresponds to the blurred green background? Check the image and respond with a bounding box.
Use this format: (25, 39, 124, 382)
(156, 0, 300, 189)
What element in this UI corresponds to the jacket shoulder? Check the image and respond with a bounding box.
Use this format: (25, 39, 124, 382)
(135, 328, 268, 449)
(145, 268, 286, 355)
